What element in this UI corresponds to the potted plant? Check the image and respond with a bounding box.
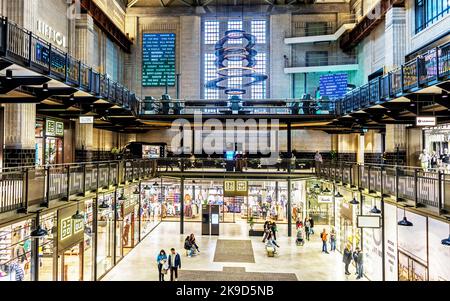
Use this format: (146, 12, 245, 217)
(248, 216, 255, 230)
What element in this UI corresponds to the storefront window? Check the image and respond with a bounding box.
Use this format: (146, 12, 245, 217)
(0, 220, 33, 281)
(38, 212, 57, 281)
(141, 181, 162, 238)
(83, 199, 94, 281)
(96, 193, 114, 279)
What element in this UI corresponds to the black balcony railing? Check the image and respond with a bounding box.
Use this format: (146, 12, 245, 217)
(0, 159, 157, 215)
(139, 99, 337, 116)
(317, 161, 449, 213)
(0, 16, 142, 116)
(337, 41, 450, 116)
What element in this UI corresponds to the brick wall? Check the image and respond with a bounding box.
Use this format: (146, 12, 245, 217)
(3, 149, 35, 168)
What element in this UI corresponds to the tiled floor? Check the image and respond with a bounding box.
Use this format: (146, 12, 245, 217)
(103, 221, 365, 281)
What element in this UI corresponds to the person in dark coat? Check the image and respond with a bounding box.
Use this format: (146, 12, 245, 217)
(168, 248, 181, 281)
(343, 244, 353, 275)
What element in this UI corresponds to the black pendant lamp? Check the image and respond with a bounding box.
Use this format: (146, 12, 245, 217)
(442, 224, 450, 246)
(118, 193, 127, 201)
(133, 187, 140, 195)
(72, 201, 84, 220)
(349, 197, 359, 205)
(30, 212, 48, 239)
(322, 188, 331, 194)
(335, 192, 343, 198)
(370, 206, 382, 214)
(99, 198, 110, 209)
(143, 184, 152, 190)
(398, 208, 413, 226)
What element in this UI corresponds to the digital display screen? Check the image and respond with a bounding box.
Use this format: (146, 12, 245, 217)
(319, 73, 348, 99)
(142, 33, 176, 87)
(143, 145, 161, 159)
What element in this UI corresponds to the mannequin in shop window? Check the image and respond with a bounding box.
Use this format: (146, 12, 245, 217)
(122, 219, 131, 246)
(419, 149, 430, 172)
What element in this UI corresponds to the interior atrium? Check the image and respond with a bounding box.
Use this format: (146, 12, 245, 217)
(0, 0, 449, 284)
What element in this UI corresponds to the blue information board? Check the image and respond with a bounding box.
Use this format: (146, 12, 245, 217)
(319, 73, 348, 99)
(142, 33, 176, 87)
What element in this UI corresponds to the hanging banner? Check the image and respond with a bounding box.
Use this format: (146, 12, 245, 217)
(224, 180, 248, 197)
(58, 204, 84, 252)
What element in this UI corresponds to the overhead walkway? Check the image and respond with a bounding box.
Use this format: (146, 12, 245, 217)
(285, 23, 356, 45)
(0, 16, 142, 132)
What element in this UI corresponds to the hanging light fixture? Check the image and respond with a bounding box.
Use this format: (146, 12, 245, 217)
(335, 191, 343, 198)
(322, 188, 331, 194)
(441, 224, 450, 246)
(30, 211, 48, 238)
(72, 201, 84, 220)
(30, 225, 48, 239)
(349, 196, 359, 205)
(133, 187, 140, 194)
(118, 193, 127, 201)
(99, 198, 110, 210)
(143, 184, 151, 190)
(370, 206, 382, 214)
(398, 208, 413, 226)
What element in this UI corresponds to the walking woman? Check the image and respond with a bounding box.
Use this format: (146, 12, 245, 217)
(157, 249, 168, 281)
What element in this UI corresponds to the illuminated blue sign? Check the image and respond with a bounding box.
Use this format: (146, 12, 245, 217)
(319, 73, 348, 99)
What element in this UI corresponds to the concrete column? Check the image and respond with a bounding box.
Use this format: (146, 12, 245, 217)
(180, 15, 201, 99)
(270, 13, 292, 98)
(75, 121, 94, 162)
(357, 134, 365, 164)
(384, 7, 407, 69)
(2, 0, 38, 167)
(75, 14, 95, 65)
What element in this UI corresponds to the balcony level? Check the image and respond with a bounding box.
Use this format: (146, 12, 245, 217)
(333, 41, 450, 128)
(284, 54, 359, 74)
(285, 20, 356, 45)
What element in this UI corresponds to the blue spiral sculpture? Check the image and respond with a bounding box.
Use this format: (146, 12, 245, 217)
(205, 30, 268, 96)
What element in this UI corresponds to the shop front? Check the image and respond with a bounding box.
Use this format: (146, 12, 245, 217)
(361, 194, 383, 281)
(35, 118, 65, 165)
(334, 186, 361, 253)
(306, 180, 334, 226)
(0, 219, 33, 281)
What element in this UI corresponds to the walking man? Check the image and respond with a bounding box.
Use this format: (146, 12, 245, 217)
(320, 229, 329, 254)
(353, 248, 364, 280)
(168, 248, 181, 281)
(343, 244, 353, 275)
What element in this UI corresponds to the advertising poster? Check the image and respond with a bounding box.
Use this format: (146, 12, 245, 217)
(397, 209, 427, 263)
(428, 218, 450, 281)
(383, 203, 398, 281)
(362, 199, 383, 281)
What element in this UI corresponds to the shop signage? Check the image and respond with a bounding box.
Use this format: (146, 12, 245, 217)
(46, 119, 64, 137)
(357, 215, 381, 228)
(223, 180, 248, 197)
(79, 116, 94, 124)
(416, 116, 436, 127)
(318, 195, 333, 204)
(58, 205, 84, 252)
(37, 19, 67, 48)
(123, 198, 136, 216)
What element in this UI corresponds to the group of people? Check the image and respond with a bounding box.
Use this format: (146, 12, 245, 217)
(184, 234, 200, 257)
(156, 234, 199, 281)
(156, 248, 181, 282)
(342, 244, 364, 280)
(419, 148, 450, 171)
(262, 221, 280, 253)
(319, 228, 337, 254)
(295, 216, 315, 244)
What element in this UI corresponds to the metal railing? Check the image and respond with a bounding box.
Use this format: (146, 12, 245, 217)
(139, 99, 337, 116)
(291, 54, 358, 68)
(338, 41, 450, 115)
(0, 16, 142, 116)
(317, 161, 449, 212)
(0, 159, 157, 215)
(288, 15, 357, 38)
